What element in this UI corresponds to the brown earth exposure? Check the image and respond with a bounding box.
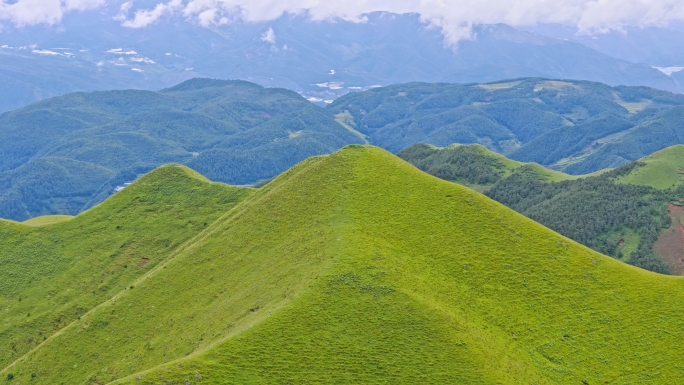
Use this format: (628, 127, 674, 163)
(653, 204, 684, 275)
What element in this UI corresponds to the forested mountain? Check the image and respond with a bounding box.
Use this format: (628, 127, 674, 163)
(4, 76, 684, 222)
(0, 78, 362, 221)
(329, 79, 684, 173)
(396, 143, 575, 192)
(1, 12, 681, 114)
(2, 146, 684, 384)
(400, 143, 684, 274)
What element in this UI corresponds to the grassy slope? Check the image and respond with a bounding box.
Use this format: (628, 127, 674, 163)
(617, 145, 684, 189)
(0, 165, 252, 373)
(2, 146, 683, 384)
(22, 215, 74, 226)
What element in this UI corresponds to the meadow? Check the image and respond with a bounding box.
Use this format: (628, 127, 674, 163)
(2, 146, 684, 384)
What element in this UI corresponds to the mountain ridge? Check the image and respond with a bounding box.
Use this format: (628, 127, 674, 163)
(2, 146, 684, 383)
(0, 12, 681, 113)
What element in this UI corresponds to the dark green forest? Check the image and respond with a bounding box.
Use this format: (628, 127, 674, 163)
(397, 143, 513, 186)
(400, 143, 681, 274)
(328, 79, 684, 173)
(0, 78, 362, 221)
(3, 77, 684, 222)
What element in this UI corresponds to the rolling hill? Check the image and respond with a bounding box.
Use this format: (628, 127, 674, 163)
(1, 146, 684, 384)
(615, 145, 684, 189)
(328, 79, 684, 173)
(397, 143, 577, 192)
(0, 78, 362, 221)
(0, 164, 253, 374)
(400, 143, 684, 274)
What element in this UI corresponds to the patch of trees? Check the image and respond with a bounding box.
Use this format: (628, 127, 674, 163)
(487, 162, 675, 274)
(398, 143, 507, 186)
(402, 144, 681, 274)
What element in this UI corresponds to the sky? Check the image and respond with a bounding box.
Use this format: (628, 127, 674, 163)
(3, 0, 684, 43)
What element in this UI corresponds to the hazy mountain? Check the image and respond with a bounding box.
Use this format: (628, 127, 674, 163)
(0, 12, 680, 113)
(526, 24, 684, 67)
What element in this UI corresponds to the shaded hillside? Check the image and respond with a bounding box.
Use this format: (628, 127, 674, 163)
(328, 79, 684, 173)
(401, 143, 684, 274)
(2, 146, 684, 384)
(397, 143, 574, 192)
(0, 78, 361, 221)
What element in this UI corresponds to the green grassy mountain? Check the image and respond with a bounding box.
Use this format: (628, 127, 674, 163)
(2, 146, 684, 384)
(615, 145, 684, 189)
(0, 165, 252, 375)
(327, 79, 684, 173)
(400, 143, 684, 274)
(0, 78, 362, 221)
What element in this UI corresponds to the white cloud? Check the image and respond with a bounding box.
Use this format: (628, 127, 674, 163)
(107, 48, 138, 55)
(0, 0, 103, 26)
(114, 0, 684, 44)
(314, 81, 344, 90)
(32, 49, 59, 55)
(4, 0, 684, 44)
(653, 66, 684, 75)
(130, 56, 156, 63)
(120, 0, 183, 28)
(260, 26, 276, 44)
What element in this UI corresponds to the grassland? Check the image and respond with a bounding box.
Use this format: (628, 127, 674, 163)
(1, 146, 684, 384)
(617, 145, 684, 189)
(22, 215, 74, 226)
(0, 165, 252, 374)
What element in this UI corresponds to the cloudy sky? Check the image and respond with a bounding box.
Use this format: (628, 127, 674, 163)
(3, 0, 684, 42)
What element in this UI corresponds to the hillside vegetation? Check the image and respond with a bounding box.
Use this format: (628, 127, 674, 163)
(328, 79, 684, 173)
(4, 77, 684, 222)
(0, 165, 252, 373)
(1, 146, 684, 384)
(400, 143, 684, 274)
(615, 145, 684, 189)
(397, 143, 576, 192)
(0, 78, 361, 221)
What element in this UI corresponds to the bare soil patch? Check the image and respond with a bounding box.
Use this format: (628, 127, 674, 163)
(653, 204, 684, 275)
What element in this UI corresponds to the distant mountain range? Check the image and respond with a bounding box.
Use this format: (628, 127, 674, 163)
(3, 77, 684, 221)
(0, 78, 362, 221)
(1, 12, 683, 113)
(327, 78, 684, 173)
